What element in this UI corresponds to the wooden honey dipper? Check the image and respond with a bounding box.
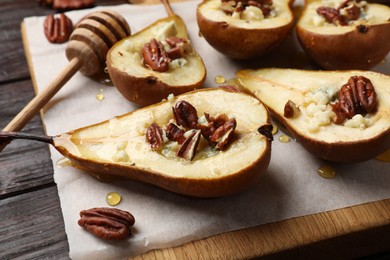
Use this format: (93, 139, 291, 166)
(0, 10, 130, 151)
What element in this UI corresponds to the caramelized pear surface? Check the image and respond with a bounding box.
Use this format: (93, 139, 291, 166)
(53, 88, 272, 197)
(107, 15, 206, 106)
(296, 0, 390, 70)
(237, 68, 390, 162)
(196, 0, 294, 59)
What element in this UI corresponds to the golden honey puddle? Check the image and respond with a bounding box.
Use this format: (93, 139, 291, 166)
(278, 134, 290, 143)
(317, 165, 336, 179)
(376, 149, 390, 162)
(106, 192, 122, 206)
(271, 123, 278, 135)
(96, 88, 104, 101)
(214, 75, 226, 84)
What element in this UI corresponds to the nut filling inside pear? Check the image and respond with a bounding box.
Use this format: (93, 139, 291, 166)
(146, 100, 238, 161)
(220, 0, 277, 21)
(311, 0, 374, 27)
(283, 75, 378, 132)
(142, 36, 191, 72)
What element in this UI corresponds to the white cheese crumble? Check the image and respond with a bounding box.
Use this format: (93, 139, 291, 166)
(112, 150, 130, 162)
(242, 6, 265, 21)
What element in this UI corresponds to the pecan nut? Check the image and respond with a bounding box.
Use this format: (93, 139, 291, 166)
(257, 124, 274, 141)
(210, 118, 237, 150)
(332, 76, 377, 124)
(165, 123, 186, 144)
(317, 0, 364, 26)
(44, 13, 73, 44)
(78, 207, 135, 240)
(316, 7, 347, 25)
(146, 123, 164, 150)
(284, 100, 300, 119)
(173, 101, 199, 129)
(53, 0, 95, 10)
(165, 36, 187, 60)
(142, 39, 171, 72)
(176, 130, 201, 160)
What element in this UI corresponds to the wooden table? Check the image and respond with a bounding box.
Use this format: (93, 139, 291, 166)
(1, 0, 389, 259)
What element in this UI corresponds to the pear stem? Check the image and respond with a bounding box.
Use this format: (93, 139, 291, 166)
(161, 0, 175, 17)
(0, 131, 54, 148)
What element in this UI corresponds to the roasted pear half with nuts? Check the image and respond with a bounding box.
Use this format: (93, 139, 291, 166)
(2, 88, 272, 197)
(237, 68, 390, 162)
(107, 15, 206, 106)
(196, 0, 294, 59)
(296, 0, 390, 70)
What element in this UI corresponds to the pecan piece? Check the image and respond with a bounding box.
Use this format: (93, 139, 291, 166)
(284, 100, 300, 119)
(257, 124, 274, 141)
(146, 123, 164, 150)
(173, 101, 199, 129)
(52, 0, 95, 10)
(316, 6, 347, 25)
(166, 36, 188, 60)
(176, 130, 201, 160)
(332, 76, 377, 124)
(210, 118, 237, 150)
(142, 39, 170, 72)
(78, 207, 135, 240)
(198, 113, 229, 141)
(44, 13, 73, 43)
(166, 123, 186, 144)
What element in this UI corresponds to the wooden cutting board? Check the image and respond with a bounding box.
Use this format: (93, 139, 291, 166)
(129, 0, 390, 258)
(21, 0, 390, 258)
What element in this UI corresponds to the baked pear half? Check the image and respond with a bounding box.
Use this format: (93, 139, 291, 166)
(237, 68, 390, 162)
(52, 88, 272, 197)
(296, 0, 390, 70)
(196, 0, 294, 59)
(107, 15, 206, 106)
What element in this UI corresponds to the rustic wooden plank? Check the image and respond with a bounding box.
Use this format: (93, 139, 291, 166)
(0, 0, 128, 83)
(0, 186, 69, 259)
(135, 199, 390, 259)
(0, 79, 54, 197)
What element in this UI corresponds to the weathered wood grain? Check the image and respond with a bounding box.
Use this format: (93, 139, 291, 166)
(0, 186, 70, 259)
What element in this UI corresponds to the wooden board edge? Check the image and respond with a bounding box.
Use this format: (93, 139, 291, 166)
(21, 21, 49, 134)
(134, 198, 390, 259)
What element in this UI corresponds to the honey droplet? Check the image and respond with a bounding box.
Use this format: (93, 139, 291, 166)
(278, 135, 290, 143)
(376, 149, 390, 162)
(225, 77, 239, 86)
(271, 123, 278, 135)
(317, 165, 336, 179)
(56, 157, 72, 168)
(96, 88, 104, 101)
(215, 75, 226, 84)
(106, 192, 122, 206)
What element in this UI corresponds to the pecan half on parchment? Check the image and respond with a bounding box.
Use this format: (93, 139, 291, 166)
(78, 207, 135, 240)
(43, 13, 73, 43)
(332, 76, 377, 124)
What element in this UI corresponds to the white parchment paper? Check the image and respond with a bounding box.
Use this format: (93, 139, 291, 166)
(23, 1, 389, 259)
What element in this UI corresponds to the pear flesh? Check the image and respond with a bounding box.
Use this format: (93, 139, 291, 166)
(53, 88, 272, 197)
(196, 0, 294, 59)
(237, 68, 390, 162)
(296, 0, 390, 69)
(107, 15, 206, 106)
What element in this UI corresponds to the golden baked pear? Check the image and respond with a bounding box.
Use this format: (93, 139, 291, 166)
(1, 88, 272, 197)
(107, 15, 206, 106)
(296, 0, 390, 70)
(237, 68, 390, 162)
(196, 0, 294, 59)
